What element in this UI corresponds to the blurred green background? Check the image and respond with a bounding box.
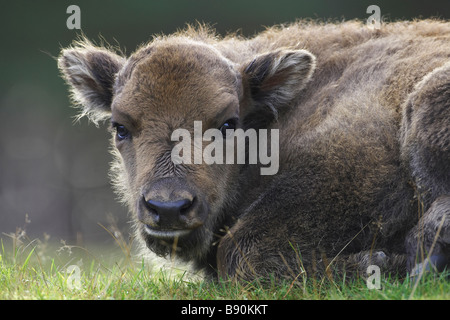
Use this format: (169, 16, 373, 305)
(0, 0, 449, 246)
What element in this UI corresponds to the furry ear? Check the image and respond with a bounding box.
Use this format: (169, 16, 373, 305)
(58, 39, 125, 123)
(241, 49, 315, 126)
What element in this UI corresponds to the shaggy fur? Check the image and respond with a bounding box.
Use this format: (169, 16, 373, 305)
(58, 20, 450, 281)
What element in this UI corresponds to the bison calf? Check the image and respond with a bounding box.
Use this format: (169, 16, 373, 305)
(58, 20, 450, 281)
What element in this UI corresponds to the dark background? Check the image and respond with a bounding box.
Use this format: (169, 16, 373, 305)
(1, 0, 449, 246)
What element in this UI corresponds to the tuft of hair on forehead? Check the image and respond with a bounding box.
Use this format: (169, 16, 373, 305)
(170, 22, 221, 43)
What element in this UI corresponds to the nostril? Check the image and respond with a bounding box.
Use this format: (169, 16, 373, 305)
(142, 194, 158, 211)
(180, 197, 195, 215)
(145, 198, 193, 217)
(139, 195, 160, 225)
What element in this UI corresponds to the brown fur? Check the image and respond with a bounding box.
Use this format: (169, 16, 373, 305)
(58, 20, 450, 281)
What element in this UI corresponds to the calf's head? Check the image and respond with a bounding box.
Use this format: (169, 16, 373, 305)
(58, 35, 315, 261)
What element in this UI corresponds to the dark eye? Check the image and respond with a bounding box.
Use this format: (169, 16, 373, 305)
(219, 118, 238, 137)
(113, 123, 130, 140)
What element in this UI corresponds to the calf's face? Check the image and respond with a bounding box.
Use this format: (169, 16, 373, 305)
(58, 36, 315, 260)
(112, 41, 243, 257)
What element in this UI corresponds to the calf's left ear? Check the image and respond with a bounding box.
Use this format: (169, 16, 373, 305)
(241, 49, 315, 124)
(58, 39, 125, 123)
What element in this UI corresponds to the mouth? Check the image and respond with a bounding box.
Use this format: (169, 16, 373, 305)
(144, 225, 193, 239)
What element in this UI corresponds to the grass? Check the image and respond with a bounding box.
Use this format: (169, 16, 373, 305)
(0, 230, 449, 300)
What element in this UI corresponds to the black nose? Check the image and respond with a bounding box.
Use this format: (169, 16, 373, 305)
(144, 198, 193, 226)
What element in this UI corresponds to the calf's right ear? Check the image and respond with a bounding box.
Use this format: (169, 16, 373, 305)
(58, 40, 125, 123)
